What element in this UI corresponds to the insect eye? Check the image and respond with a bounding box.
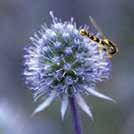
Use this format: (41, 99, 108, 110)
(80, 29, 86, 36)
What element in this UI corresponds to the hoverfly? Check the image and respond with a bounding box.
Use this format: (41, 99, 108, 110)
(80, 16, 118, 58)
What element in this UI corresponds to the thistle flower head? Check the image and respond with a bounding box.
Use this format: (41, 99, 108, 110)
(23, 11, 114, 120)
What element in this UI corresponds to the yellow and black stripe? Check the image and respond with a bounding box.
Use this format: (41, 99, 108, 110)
(80, 29, 118, 57)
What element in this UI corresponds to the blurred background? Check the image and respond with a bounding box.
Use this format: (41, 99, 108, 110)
(0, 0, 134, 134)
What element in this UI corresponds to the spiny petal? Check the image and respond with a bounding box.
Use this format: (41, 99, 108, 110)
(85, 86, 115, 102)
(32, 92, 57, 115)
(75, 94, 93, 120)
(61, 95, 68, 120)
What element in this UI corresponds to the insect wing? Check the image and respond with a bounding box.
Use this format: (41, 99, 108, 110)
(89, 16, 107, 39)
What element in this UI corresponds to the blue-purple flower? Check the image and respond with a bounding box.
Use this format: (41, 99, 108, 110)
(23, 11, 114, 120)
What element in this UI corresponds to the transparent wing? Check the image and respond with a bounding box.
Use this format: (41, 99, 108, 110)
(89, 16, 107, 38)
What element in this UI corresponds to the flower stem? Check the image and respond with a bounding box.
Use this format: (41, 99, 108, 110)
(69, 96, 83, 134)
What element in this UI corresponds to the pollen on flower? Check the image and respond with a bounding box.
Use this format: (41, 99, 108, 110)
(23, 11, 114, 119)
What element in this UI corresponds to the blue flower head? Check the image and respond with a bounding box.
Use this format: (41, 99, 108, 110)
(23, 11, 114, 120)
